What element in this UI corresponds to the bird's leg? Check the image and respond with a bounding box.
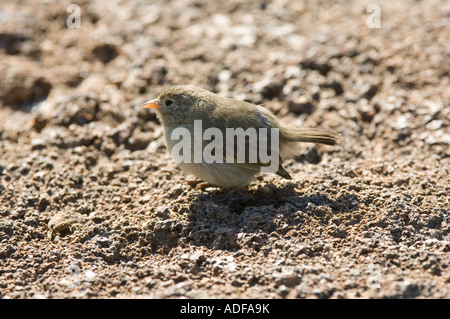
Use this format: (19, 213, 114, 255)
(195, 182, 216, 190)
(185, 179, 215, 190)
(185, 179, 203, 188)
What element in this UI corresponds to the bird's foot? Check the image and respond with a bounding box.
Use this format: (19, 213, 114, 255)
(185, 180, 215, 190)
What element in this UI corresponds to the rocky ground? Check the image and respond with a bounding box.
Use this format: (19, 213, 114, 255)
(0, 0, 449, 299)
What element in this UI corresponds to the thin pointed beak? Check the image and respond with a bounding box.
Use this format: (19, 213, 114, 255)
(140, 99, 161, 110)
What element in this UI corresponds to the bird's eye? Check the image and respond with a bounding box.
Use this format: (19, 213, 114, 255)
(165, 99, 173, 107)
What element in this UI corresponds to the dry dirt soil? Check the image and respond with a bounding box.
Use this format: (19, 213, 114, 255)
(0, 0, 449, 299)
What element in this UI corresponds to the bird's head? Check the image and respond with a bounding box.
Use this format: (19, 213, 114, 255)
(140, 85, 212, 127)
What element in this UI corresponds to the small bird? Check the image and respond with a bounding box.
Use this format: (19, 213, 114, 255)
(140, 85, 339, 188)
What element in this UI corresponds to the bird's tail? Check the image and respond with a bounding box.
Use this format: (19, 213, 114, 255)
(281, 128, 339, 145)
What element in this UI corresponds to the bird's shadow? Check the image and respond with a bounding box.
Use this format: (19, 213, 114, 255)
(184, 182, 360, 251)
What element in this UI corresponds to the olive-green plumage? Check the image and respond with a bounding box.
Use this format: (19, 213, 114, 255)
(143, 85, 339, 187)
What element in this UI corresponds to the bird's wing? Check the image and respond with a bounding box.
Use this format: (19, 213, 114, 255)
(195, 99, 290, 178)
(200, 127, 288, 177)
